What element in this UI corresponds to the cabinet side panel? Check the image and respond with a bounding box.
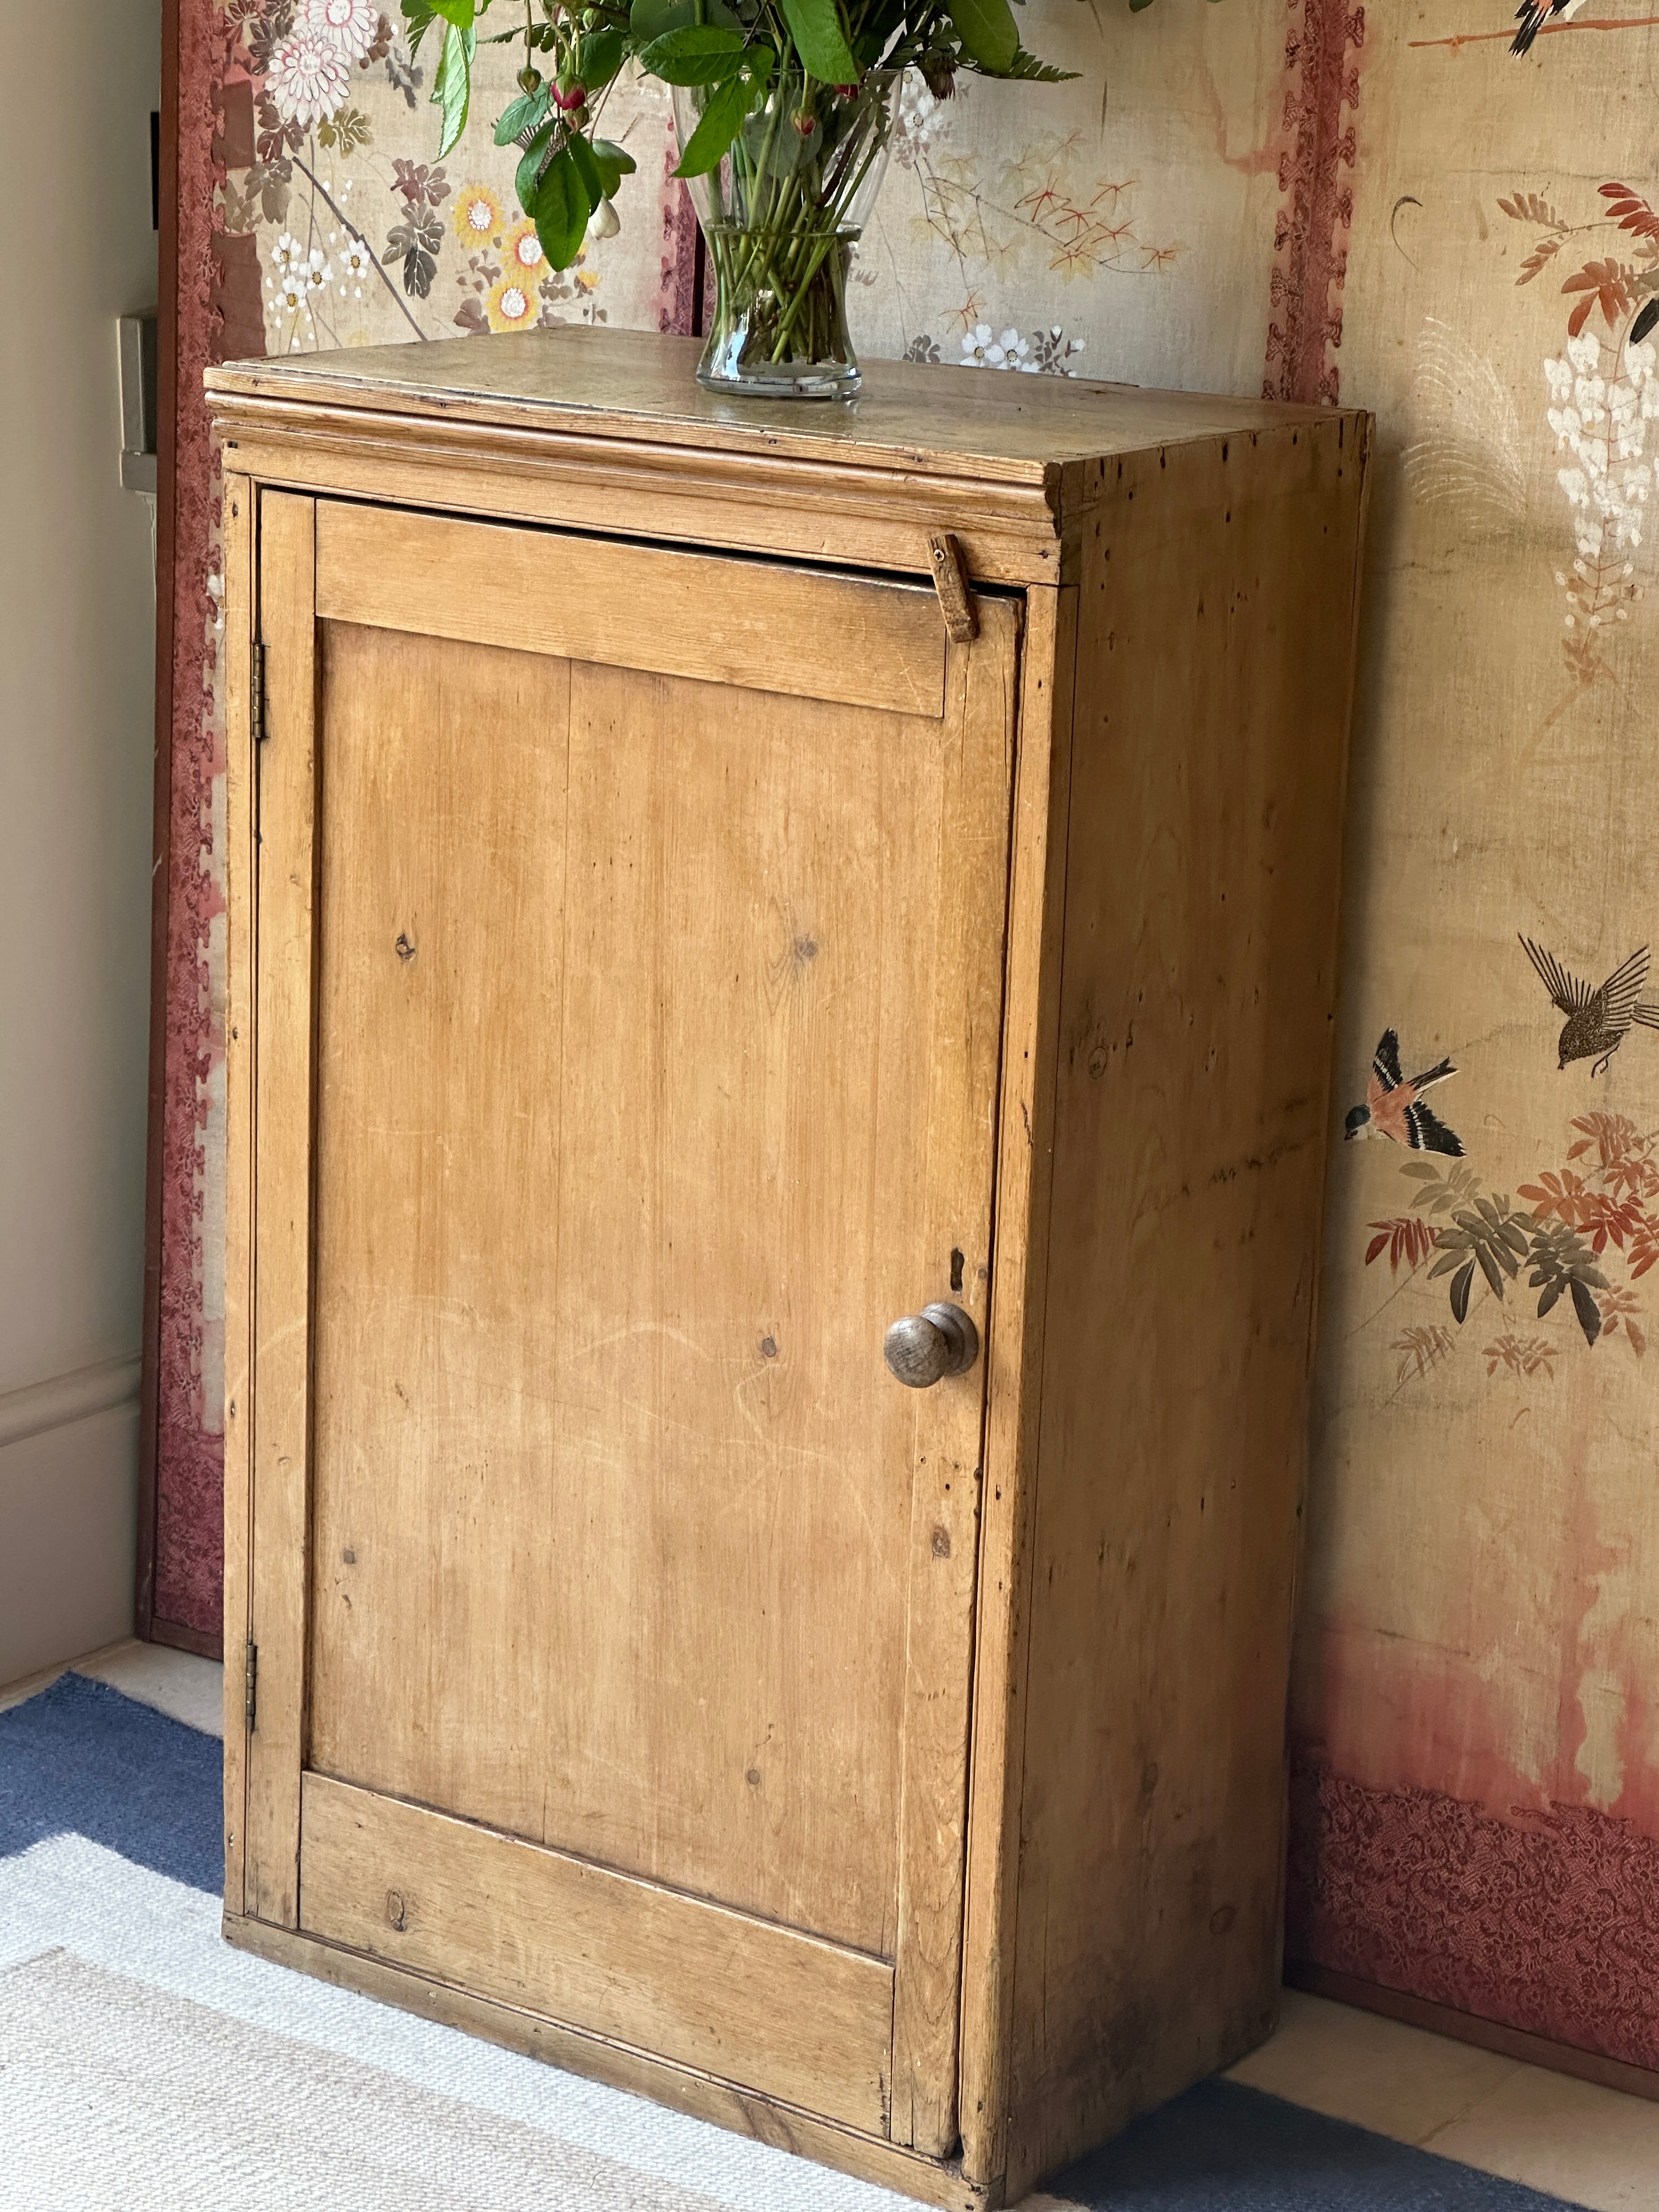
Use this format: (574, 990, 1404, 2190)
(1006, 418, 1370, 2193)
(958, 584, 1077, 2191)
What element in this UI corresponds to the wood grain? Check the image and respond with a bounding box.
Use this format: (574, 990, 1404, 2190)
(1001, 417, 1368, 2197)
(927, 535, 979, 645)
(890, 603, 1020, 2156)
(300, 1772, 895, 2132)
(216, 342, 1372, 2207)
(957, 582, 1078, 2190)
(303, 616, 990, 1962)
(220, 472, 256, 1915)
(315, 501, 946, 716)
(243, 490, 317, 1931)
(219, 414, 1070, 587)
(224, 1910, 995, 2210)
(207, 325, 1335, 480)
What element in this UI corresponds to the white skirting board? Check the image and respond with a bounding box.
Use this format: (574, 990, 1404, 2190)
(0, 1360, 139, 1685)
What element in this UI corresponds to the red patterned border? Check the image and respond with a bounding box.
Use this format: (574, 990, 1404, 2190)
(153, 0, 229, 1638)
(1263, 0, 1364, 404)
(1288, 1746, 1659, 2074)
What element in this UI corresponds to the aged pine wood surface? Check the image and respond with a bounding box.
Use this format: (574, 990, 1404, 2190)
(304, 597, 1009, 1989)
(242, 490, 317, 1932)
(315, 501, 946, 716)
(213, 409, 1074, 587)
(216, 337, 1371, 2206)
(300, 1772, 894, 2132)
(223, 1911, 992, 2210)
(956, 579, 1078, 2191)
(219, 473, 256, 1916)
(998, 422, 1369, 2198)
(889, 603, 1019, 2157)
(207, 325, 1335, 480)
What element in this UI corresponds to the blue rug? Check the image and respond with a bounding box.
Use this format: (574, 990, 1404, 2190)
(0, 1672, 222, 1887)
(0, 1671, 1582, 2212)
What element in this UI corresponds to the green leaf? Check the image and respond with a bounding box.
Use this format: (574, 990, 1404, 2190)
(1570, 1276, 1603, 1344)
(432, 19, 477, 160)
(946, 0, 1017, 74)
(1001, 46, 1077, 81)
(639, 22, 747, 81)
(578, 25, 627, 85)
(776, 0, 858, 82)
(495, 86, 551, 144)
(675, 69, 760, 175)
(515, 122, 554, 211)
(429, 0, 477, 24)
(534, 144, 592, 269)
(567, 129, 607, 211)
(590, 137, 639, 199)
(401, 0, 439, 57)
(1450, 1258, 1475, 1325)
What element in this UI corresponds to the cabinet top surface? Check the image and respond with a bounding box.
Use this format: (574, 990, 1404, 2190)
(207, 326, 1348, 486)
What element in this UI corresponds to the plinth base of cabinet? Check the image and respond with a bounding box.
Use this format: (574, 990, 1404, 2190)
(222, 1911, 997, 2211)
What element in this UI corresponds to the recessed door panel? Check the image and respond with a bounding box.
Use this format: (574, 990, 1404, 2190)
(245, 498, 1019, 2149)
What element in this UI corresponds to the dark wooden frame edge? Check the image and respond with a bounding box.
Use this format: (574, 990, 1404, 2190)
(1286, 1960, 1659, 2108)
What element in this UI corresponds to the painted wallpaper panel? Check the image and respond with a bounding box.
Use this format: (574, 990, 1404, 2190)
(1289, 5, 1659, 2070)
(155, 0, 1659, 2069)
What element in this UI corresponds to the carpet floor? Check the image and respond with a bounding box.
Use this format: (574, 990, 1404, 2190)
(0, 1673, 1582, 2211)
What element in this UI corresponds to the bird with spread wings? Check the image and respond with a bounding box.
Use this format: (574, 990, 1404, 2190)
(1345, 1031, 1463, 1155)
(1519, 936, 1659, 1076)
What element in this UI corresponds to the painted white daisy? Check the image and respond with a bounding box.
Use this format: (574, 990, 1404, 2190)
(302, 0, 380, 60)
(304, 249, 332, 295)
(960, 324, 996, 367)
(337, 235, 373, 297)
(270, 232, 307, 276)
(267, 31, 352, 128)
(985, 328, 1029, 371)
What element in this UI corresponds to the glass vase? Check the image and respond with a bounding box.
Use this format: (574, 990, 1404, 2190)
(672, 71, 900, 400)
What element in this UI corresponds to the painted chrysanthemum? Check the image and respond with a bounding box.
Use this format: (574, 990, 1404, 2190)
(501, 219, 546, 280)
(266, 32, 352, 128)
(487, 275, 538, 331)
(455, 184, 504, 245)
(301, 0, 380, 59)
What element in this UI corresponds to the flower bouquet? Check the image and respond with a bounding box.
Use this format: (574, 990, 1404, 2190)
(400, 0, 1090, 394)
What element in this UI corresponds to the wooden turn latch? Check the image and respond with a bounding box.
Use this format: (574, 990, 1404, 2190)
(927, 532, 979, 645)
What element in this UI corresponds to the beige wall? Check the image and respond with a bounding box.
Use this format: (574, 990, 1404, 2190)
(0, 0, 161, 1679)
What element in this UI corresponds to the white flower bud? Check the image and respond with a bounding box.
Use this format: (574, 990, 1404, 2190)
(587, 198, 620, 241)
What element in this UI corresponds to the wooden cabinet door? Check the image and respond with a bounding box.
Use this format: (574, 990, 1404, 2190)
(239, 492, 1019, 2152)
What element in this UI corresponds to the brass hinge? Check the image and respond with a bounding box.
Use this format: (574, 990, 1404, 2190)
(245, 1638, 258, 1733)
(252, 641, 268, 747)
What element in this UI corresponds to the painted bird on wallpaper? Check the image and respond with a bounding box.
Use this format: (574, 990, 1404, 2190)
(1519, 938, 1659, 1076)
(1344, 1031, 1464, 1155)
(1511, 0, 1587, 55)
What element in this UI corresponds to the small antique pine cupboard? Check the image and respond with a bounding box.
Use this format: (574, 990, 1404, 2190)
(209, 330, 1369, 2208)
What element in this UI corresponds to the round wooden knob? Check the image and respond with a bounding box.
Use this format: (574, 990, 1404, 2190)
(883, 1302, 980, 1389)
